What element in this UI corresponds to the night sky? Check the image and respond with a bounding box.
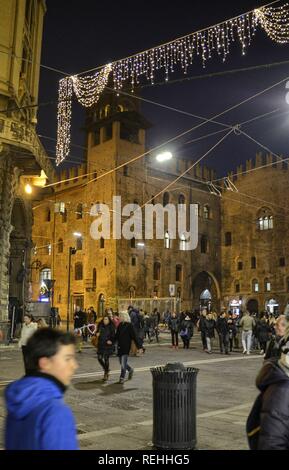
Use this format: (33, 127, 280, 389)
(37, 0, 289, 177)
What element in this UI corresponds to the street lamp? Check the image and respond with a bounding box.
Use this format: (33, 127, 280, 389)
(66, 247, 76, 331)
(156, 151, 173, 162)
(66, 232, 82, 331)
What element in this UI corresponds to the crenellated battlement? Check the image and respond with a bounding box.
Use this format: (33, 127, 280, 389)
(53, 163, 88, 190)
(226, 152, 288, 183)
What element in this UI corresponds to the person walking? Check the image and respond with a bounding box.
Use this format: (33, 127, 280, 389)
(5, 328, 79, 450)
(73, 306, 87, 353)
(204, 312, 217, 354)
(256, 314, 271, 355)
(216, 311, 230, 354)
(227, 312, 238, 352)
(96, 316, 116, 382)
(115, 311, 142, 384)
(197, 309, 208, 351)
(168, 312, 180, 349)
(18, 314, 37, 373)
(179, 314, 194, 349)
(239, 311, 256, 355)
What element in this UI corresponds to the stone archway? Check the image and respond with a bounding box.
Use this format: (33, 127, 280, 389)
(192, 271, 221, 311)
(9, 199, 29, 307)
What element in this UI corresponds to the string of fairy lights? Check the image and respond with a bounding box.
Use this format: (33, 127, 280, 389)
(56, 3, 289, 165)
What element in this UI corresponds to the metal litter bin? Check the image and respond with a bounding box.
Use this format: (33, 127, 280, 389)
(151, 362, 199, 450)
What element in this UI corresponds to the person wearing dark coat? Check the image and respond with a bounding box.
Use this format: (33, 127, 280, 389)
(115, 312, 142, 384)
(129, 308, 145, 350)
(253, 340, 289, 449)
(264, 314, 286, 360)
(197, 310, 208, 351)
(256, 316, 271, 355)
(168, 312, 180, 349)
(216, 312, 230, 354)
(204, 313, 217, 354)
(96, 316, 116, 382)
(179, 315, 194, 349)
(73, 306, 87, 353)
(227, 313, 238, 352)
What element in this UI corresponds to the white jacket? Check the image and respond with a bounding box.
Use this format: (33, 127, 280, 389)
(18, 322, 38, 347)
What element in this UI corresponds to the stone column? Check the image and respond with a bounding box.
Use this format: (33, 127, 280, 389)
(0, 154, 21, 323)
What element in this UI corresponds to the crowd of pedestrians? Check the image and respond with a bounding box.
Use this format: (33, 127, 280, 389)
(4, 299, 289, 450)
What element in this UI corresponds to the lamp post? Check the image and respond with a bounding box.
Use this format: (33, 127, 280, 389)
(66, 232, 83, 331)
(66, 246, 76, 331)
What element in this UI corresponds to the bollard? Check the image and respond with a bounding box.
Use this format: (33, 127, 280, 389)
(151, 362, 199, 450)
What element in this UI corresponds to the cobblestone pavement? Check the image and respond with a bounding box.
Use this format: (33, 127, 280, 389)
(0, 333, 263, 450)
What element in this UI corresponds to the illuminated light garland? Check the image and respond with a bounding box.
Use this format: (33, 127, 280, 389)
(56, 3, 289, 165)
(255, 3, 289, 43)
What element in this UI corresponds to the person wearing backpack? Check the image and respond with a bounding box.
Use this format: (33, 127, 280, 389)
(246, 339, 289, 449)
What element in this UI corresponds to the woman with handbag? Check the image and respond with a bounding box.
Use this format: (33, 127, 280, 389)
(96, 316, 116, 382)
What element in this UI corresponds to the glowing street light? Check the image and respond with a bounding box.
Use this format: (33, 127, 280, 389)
(156, 151, 173, 162)
(73, 232, 82, 238)
(25, 183, 33, 194)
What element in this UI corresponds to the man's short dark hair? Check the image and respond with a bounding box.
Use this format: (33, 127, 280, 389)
(25, 328, 76, 372)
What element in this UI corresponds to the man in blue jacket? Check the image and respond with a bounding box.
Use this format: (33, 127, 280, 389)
(5, 328, 79, 450)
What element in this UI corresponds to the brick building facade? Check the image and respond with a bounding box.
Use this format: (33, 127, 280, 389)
(31, 90, 289, 320)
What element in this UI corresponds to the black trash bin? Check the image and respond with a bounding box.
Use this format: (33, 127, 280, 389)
(151, 362, 199, 450)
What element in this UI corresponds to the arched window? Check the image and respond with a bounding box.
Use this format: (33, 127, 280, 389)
(117, 104, 124, 113)
(76, 237, 83, 251)
(40, 268, 51, 283)
(164, 231, 170, 249)
(177, 287, 181, 299)
(200, 235, 208, 254)
(76, 204, 83, 219)
(264, 278, 271, 292)
(153, 262, 161, 281)
(58, 238, 63, 253)
(62, 208, 67, 223)
(225, 232, 232, 246)
(104, 104, 111, 117)
(75, 263, 83, 280)
(104, 258, 107, 266)
(178, 194, 185, 205)
(131, 257, 137, 266)
(92, 268, 97, 288)
(235, 281, 240, 293)
(129, 286, 136, 299)
(252, 279, 259, 293)
(176, 264, 183, 282)
(203, 205, 210, 219)
(131, 237, 136, 249)
(163, 192, 170, 206)
(100, 237, 105, 249)
(180, 233, 186, 251)
(237, 260, 243, 271)
(46, 243, 52, 256)
(46, 209, 51, 222)
(251, 256, 256, 269)
(257, 208, 273, 231)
